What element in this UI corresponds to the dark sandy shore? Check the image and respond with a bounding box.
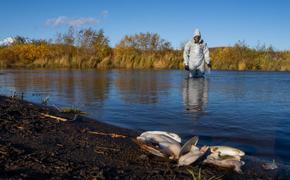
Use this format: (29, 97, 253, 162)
(0, 95, 288, 179)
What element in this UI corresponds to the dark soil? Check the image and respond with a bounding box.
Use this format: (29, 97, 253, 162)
(0, 95, 288, 179)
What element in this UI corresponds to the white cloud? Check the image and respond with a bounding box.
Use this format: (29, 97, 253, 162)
(46, 16, 99, 27)
(101, 10, 109, 17)
(46, 10, 109, 27)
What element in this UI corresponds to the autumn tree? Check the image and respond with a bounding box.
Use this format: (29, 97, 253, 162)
(55, 26, 75, 46)
(77, 28, 111, 59)
(116, 32, 172, 51)
(63, 26, 75, 46)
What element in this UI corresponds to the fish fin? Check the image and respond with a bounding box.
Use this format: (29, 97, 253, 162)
(179, 136, 199, 156)
(141, 144, 166, 157)
(133, 138, 166, 158)
(193, 136, 199, 146)
(234, 166, 243, 174)
(200, 145, 209, 153)
(241, 161, 245, 166)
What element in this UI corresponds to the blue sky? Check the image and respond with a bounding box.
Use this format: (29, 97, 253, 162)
(0, 0, 289, 50)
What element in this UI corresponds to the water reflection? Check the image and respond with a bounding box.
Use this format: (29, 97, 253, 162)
(183, 78, 208, 112)
(1, 70, 111, 106)
(115, 71, 170, 104)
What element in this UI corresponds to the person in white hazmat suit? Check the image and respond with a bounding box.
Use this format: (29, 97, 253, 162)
(183, 29, 211, 78)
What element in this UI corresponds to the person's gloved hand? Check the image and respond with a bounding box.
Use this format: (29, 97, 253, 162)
(207, 63, 212, 68)
(184, 64, 189, 71)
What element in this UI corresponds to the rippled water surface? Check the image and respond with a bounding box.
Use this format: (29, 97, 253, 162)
(0, 70, 290, 165)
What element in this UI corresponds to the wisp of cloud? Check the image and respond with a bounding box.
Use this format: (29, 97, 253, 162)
(46, 10, 109, 27)
(46, 16, 99, 27)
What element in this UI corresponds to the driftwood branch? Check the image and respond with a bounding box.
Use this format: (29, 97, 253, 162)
(88, 131, 127, 138)
(40, 113, 67, 122)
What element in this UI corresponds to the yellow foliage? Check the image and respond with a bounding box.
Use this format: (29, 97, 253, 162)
(238, 61, 246, 71)
(0, 33, 289, 71)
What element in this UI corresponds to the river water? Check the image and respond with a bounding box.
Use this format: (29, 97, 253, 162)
(0, 69, 290, 165)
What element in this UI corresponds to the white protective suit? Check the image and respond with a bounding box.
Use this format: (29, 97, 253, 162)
(183, 29, 210, 77)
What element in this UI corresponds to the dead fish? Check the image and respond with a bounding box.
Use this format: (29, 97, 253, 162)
(137, 133, 180, 145)
(137, 133, 181, 159)
(208, 152, 241, 161)
(139, 131, 181, 143)
(178, 145, 209, 166)
(210, 146, 245, 157)
(262, 160, 278, 170)
(137, 132, 201, 161)
(203, 157, 245, 174)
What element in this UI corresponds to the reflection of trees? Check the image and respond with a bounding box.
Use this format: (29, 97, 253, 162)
(115, 71, 170, 104)
(78, 71, 110, 102)
(183, 78, 208, 112)
(9, 70, 110, 104)
(12, 70, 53, 95)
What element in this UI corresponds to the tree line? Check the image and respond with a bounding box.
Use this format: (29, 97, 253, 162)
(0, 27, 289, 71)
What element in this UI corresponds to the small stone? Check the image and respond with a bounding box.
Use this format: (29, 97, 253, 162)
(139, 154, 148, 160)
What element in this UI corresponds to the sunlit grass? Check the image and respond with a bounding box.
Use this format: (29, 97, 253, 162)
(186, 168, 223, 180)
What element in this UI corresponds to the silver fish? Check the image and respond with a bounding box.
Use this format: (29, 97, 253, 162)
(137, 133, 180, 145)
(210, 146, 245, 157)
(208, 152, 241, 161)
(137, 133, 181, 159)
(139, 131, 181, 143)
